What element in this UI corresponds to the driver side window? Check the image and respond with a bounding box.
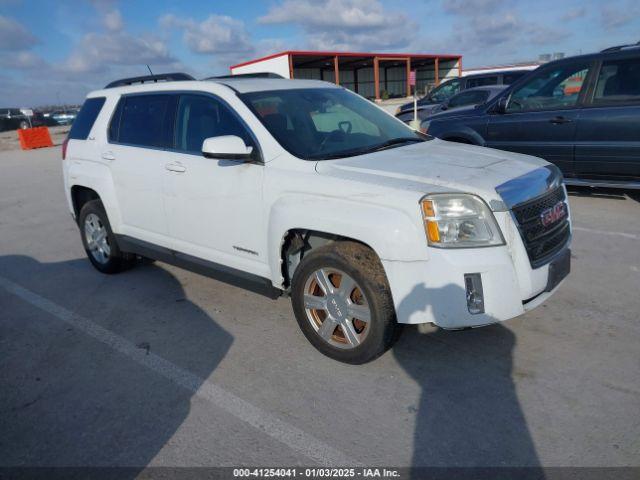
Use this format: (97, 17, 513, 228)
(506, 63, 591, 112)
(175, 94, 253, 154)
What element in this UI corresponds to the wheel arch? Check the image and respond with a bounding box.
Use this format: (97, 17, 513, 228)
(440, 131, 483, 146)
(70, 185, 100, 221)
(279, 229, 379, 290)
(268, 195, 429, 289)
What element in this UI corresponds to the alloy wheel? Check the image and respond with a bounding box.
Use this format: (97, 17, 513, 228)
(84, 213, 111, 264)
(303, 268, 371, 349)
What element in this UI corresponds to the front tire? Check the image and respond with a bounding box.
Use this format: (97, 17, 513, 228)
(78, 200, 132, 274)
(291, 241, 401, 364)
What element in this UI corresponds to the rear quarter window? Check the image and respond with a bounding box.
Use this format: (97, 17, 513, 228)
(68, 97, 106, 140)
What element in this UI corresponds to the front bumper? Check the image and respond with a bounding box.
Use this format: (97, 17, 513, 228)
(383, 212, 571, 328)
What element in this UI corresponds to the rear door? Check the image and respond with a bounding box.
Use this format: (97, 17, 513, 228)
(574, 55, 640, 180)
(486, 61, 594, 175)
(106, 93, 177, 245)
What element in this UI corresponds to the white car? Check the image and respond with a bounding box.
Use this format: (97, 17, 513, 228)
(62, 73, 571, 364)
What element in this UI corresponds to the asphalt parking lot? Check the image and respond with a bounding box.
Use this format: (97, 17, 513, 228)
(1, 146, 639, 471)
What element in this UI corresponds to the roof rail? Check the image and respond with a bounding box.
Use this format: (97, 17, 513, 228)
(601, 41, 640, 53)
(104, 72, 195, 89)
(205, 72, 285, 80)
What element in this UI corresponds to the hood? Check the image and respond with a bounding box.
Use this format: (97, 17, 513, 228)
(315, 139, 548, 208)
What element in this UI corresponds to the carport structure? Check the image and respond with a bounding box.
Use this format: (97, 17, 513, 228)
(230, 51, 463, 101)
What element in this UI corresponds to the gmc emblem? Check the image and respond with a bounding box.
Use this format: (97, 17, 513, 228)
(540, 202, 567, 227)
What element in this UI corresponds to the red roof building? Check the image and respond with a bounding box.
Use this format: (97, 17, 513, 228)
(230, 50, 463, 100)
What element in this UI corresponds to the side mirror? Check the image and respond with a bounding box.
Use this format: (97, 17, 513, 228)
(495, 96, 509, 114)
(202, 135, 255, 162)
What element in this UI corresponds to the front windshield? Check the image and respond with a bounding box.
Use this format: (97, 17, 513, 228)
(240, 88, 426, 160)
(427, 79, 461, 102)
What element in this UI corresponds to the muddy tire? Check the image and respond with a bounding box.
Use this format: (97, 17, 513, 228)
(291, 241, 401, 364)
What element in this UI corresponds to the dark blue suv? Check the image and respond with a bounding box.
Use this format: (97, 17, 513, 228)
(424, 43, 640, 188)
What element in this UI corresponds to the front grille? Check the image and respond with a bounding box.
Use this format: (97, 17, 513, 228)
(511, 186, 571, 267)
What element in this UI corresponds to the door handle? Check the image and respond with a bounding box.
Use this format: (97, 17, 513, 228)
(165, 163, 186, 173)
(101, 151, 116, 161)
(549, 116, 572, 125)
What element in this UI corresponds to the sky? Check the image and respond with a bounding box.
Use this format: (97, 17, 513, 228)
(1, 0, 639, 106)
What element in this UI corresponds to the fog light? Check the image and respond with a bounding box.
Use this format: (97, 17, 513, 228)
(464, 273, 484, 314)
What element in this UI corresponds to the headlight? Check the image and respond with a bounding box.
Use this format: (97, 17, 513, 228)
(420, 194, 504, 248)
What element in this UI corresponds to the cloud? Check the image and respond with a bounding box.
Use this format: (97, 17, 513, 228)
(260, 0, 399, 29)
(62, 31, 176, 74)
(442, 0, 505, 15)
(55, 6, 176, 75)
(0, 15, 38, 51)
(160, 14, 254, 55)
(561, 6, 586, 21)
(526, 24, 570, 46)
(0, 50, 45, 69)
(601, 1, 640, 29)
(103, 9, 123, 32)
(258, 0, 415, 51)
(0, 4, 181, 107)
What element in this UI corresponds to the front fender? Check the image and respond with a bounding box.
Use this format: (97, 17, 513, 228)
(267, 194, 429, 286)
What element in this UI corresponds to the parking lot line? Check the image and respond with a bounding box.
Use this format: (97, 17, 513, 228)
(572, 226, 639, 240)
(0, 274, 358, 467)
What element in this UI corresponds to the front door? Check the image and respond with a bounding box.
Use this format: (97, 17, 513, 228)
(574, 56, 640, 180)
(486, 61, 593, 176)
(162, 93, 268, 278)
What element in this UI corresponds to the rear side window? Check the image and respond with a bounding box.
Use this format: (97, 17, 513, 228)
(593, 57, 640, 105)
(503, 72, 527, 84)
(68, 97, 105, 140)
(448, 90, 489, 108)
(466, 76, 498, 88)
(114, 94, 176, 148)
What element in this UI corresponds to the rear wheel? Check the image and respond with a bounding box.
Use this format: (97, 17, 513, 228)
(291, 241, 401, 364)
(79, 200, 132, 274)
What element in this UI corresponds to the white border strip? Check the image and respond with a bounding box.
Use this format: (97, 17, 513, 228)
(0, 275, 358, 467)
(572, 226, 639, 240)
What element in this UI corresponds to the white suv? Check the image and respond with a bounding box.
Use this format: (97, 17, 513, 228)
(62, 73, 571, 363)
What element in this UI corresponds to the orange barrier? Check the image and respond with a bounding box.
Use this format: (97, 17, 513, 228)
(18, 127, 54, 150)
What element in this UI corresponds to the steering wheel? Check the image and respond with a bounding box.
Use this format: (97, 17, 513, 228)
(338, 121, 352, 134)
(318, 129, 347, 152)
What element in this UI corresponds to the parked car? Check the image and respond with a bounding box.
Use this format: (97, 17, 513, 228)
(424, 43, 640, 188)
(63, 72, 571, 363)
(52, 110, 78, 125)
(0, 108, 43, 131)
(396, 85, 507, 124)
(396, 69, 530, 116)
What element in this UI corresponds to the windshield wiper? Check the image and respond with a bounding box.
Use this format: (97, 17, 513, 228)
(366, 137, 424, 153)
(309, 137, 424, 160)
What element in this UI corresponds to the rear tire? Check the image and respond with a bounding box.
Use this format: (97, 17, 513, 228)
(78, 200, 133, 274)
(291, 241, 401, 364)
